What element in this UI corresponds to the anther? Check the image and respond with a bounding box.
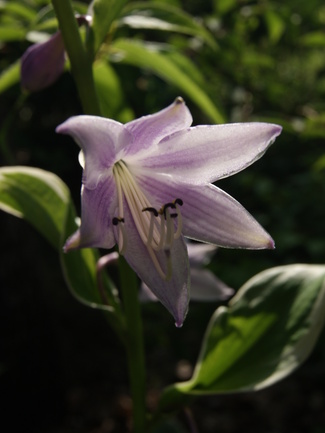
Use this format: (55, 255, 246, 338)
(112, 217, 124, 225)
(142, 207, 159, 217)
(174, 198, 183, 206)
(161, 202, 176, 219)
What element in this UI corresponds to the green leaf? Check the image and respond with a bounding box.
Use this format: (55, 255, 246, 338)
(109, 39, 225, 123)
(93, 59, 124, 119)
(0, 1, 36, 22)
(0, 25, 26, 41)
(0, 166, 69, 249)
(300, 31, 325, 47)
(0, 166, 120, 317)
(120, 1, 218, 50)
(0, 60, 20, 94)
(264, 10, 285, 44)
(160, 264, 325, 409)
(87, 0, 129, 56)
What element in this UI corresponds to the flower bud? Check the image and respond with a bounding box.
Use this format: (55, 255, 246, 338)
(21, 31, 65, 92)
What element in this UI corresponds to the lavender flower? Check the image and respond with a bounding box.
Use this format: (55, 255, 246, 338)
(140, 242, 234, 303)
(21, 31, 65, 92)
(56, 97, 281, 326)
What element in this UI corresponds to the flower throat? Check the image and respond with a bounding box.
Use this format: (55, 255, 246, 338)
(112, 160, 183, 280)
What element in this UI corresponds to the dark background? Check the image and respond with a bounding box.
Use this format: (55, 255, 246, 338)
(1, 0, 325, 431)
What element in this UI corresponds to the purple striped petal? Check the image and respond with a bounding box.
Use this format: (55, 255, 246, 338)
(121, 205, 190, 326)
(137, 175, 274, 249)
(57, 116, 131, 189)
(190, 268, 234, 301)
(65, 178, 117, 251)
(125, 97, 192, 156)
(138, 123, 282, 184)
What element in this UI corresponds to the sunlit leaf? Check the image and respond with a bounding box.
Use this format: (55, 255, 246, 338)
(120, 1, 217, 50)
(160, 264, 325, 409)
(93, 59, 124, 119)
(109, 38, 224, 123)
(264, 10, 285, 44)
(0, 60, 20, 94)
(0, 166, 119, 314)
(0, 25, 26, 41)
(87, 0, 129, 56)
(0, 166, 69, 248)
(300, 31, 325, 47)
(0, 1, 36, 22)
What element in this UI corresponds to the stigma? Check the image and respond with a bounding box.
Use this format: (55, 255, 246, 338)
(112, 160, 183, 280)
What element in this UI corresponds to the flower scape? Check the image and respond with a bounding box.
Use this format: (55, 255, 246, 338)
(57, 97, 282, 326)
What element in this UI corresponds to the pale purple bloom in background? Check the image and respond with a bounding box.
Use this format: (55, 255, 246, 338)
(56, 97, 282, 326)
(21, 31, 65, 92)
(140, 242, 234, 303)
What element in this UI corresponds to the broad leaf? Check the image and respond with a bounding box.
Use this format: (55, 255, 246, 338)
(109, 39, 225, 123)
(160, 264, 325, 409)
(0, 166, 119, 314)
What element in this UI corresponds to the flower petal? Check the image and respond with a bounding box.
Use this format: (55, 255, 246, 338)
(190, 268, 234, 301)
(138, 175, 274, 249)
(137, 123, 282, 184)
(187, 242, 217, 266)
(56, 116, 131, 189)
(140, 268, 234, 303)
(65, 179, 117, 251)
(121, 205, 190, 326)
(124, 97, 192, 156)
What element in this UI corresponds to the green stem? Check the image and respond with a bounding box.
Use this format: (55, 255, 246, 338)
(119, 257, 146, 433)
(51, 0, 101, 115)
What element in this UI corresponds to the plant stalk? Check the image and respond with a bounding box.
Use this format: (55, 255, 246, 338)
(51, 0, 101, 115)
(119, 256, 146, 433)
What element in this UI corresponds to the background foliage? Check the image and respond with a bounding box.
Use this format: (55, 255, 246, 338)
(1, 0, 325, 432)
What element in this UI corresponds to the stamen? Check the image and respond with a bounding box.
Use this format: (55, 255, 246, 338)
(146, 211, 156, 247)
(165, 209, 175, 249)
(142, 207, 159, 217)
(112, 160, 184, 280)
(157, 213, 166, 250)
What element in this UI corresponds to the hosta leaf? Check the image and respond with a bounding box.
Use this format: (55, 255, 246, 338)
(160, 264, 325, 409)
(109, 38, 224, 123)
(0, 166, 118, 314)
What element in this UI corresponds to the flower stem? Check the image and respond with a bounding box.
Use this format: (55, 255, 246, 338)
(119, 256, 146, 433)
(51, 0, 101, 116)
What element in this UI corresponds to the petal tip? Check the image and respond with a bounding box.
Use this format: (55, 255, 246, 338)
(268, 238, 276, 249)
(174, 96, 185, 105)
(263, 236, 275, 250)
(63, 230, 81, 252)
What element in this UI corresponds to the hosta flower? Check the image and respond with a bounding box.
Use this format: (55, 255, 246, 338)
(140, 242, 234, 303)
(56, 98, 281, 326)
(21, 31, 65, 92)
